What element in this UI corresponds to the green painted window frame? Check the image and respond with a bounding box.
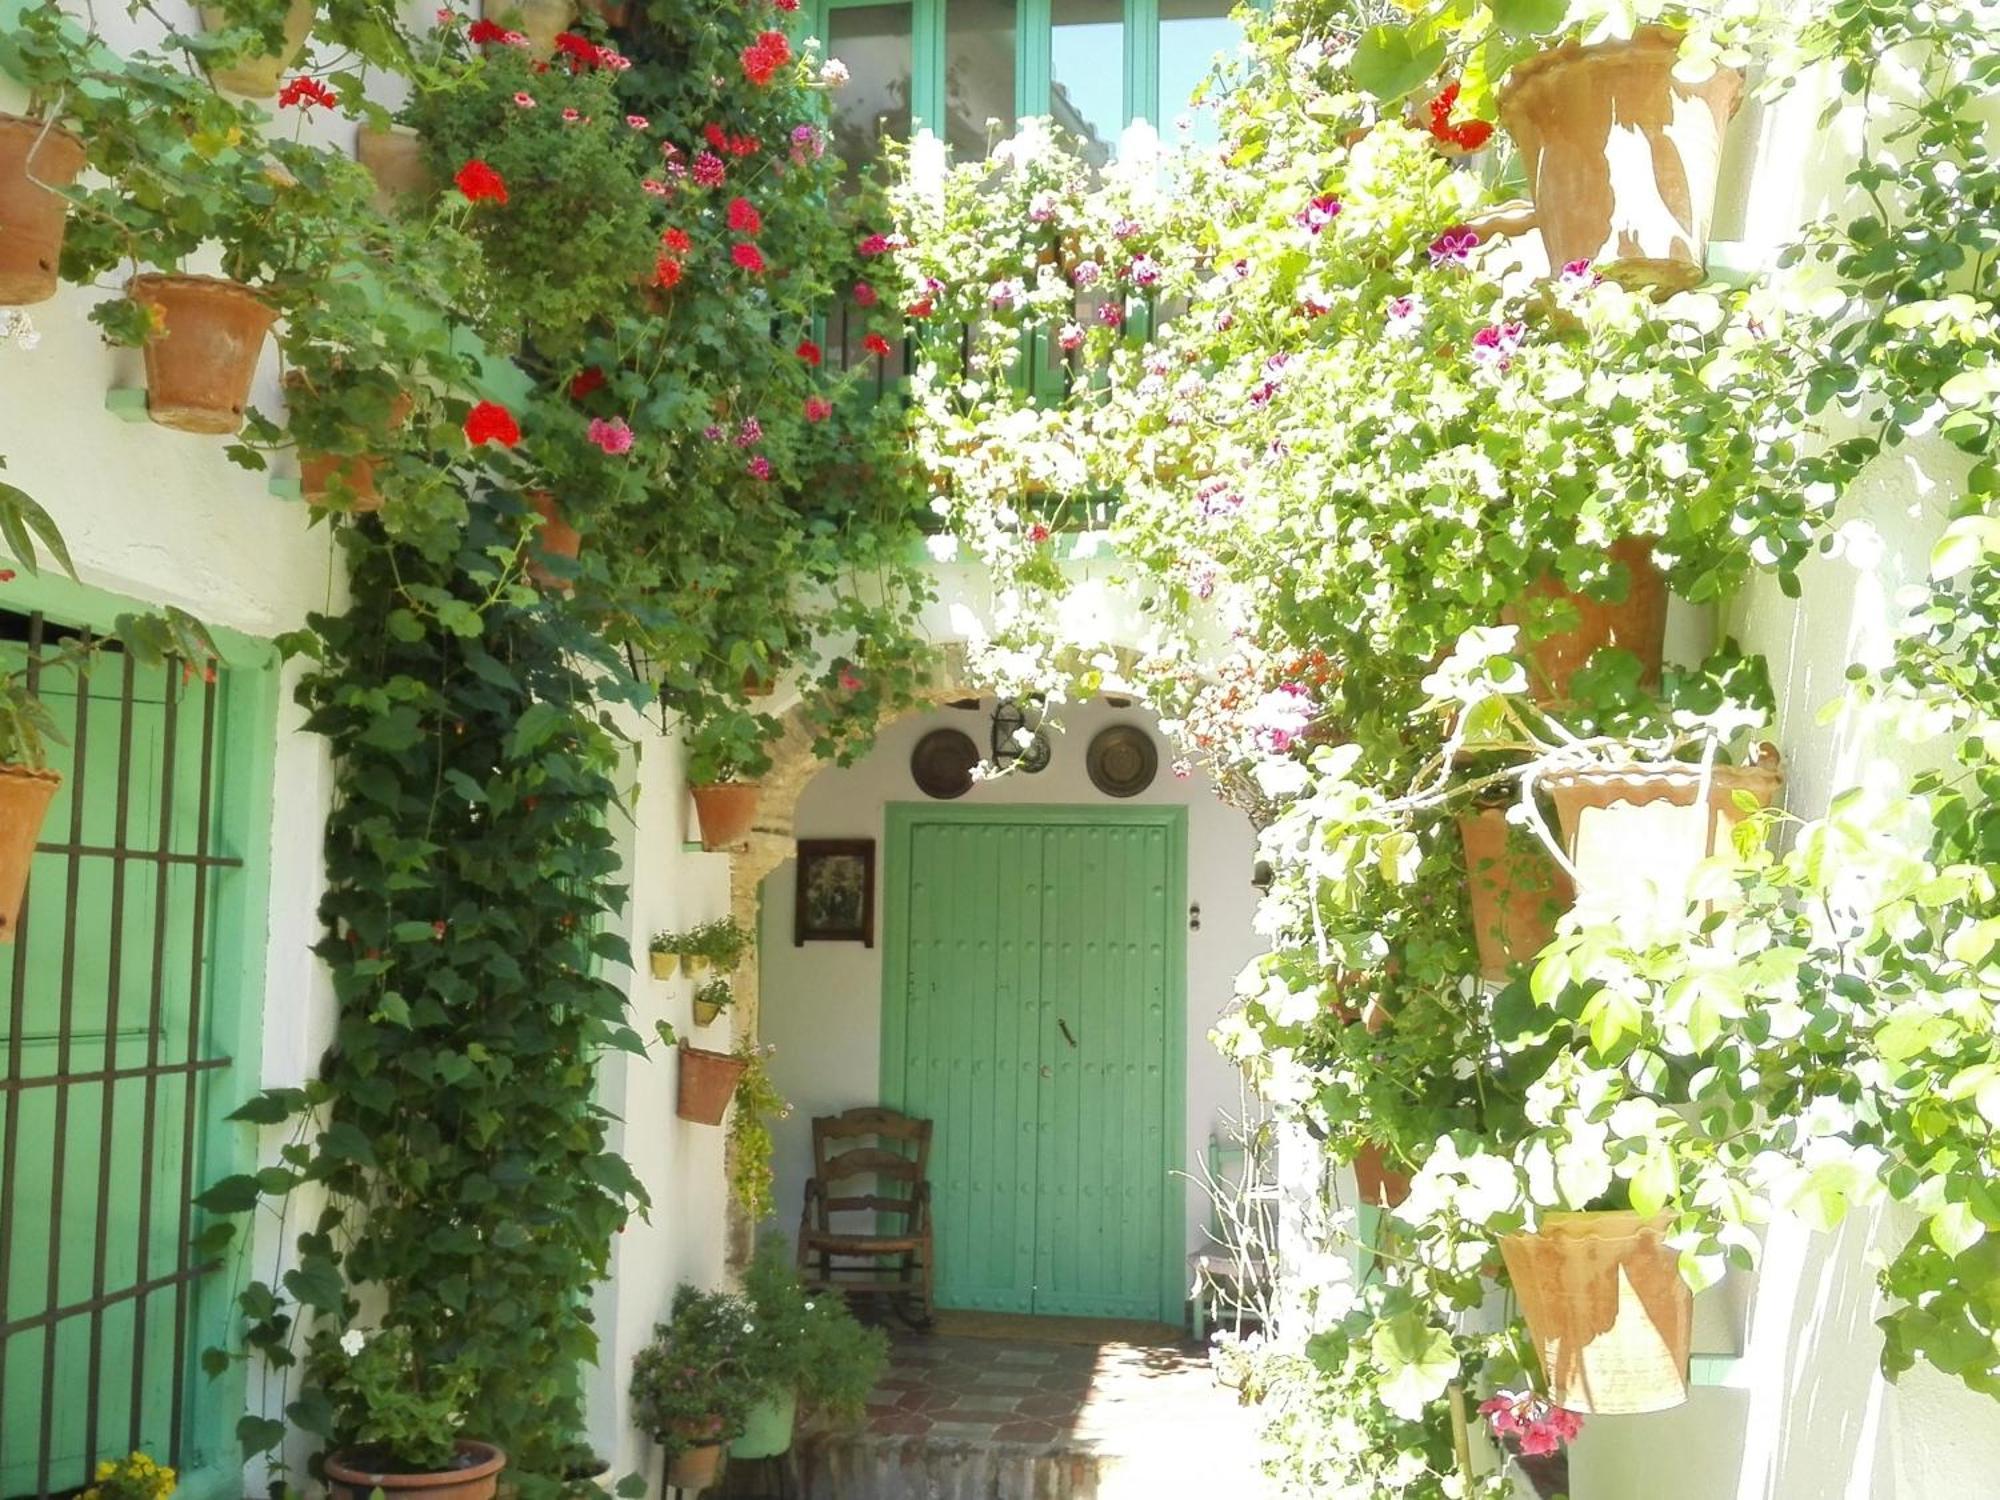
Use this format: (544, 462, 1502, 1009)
(879, 800, 1189, 1324)
(0, 567, 281, 1500)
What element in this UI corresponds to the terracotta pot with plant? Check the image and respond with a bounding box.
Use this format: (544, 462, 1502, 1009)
(1502, 536, 1669, 704)
(321, 1325, 507, 1500)
(198, 0, 317, 96)
(1457, 805, 1574, 981)
(527, 491, 580, 589)
(1496, 27, 1744, 291)
(128, 274, 278, 434)
(288, 371, 415, 512)
(0, 114, 86, 305)
(631, 1284, 762, 1492)
(732, 1239, 888, 1459)
(689, 781, 760, 851)
(677, 1043, 748, 1125)
(691, 977, 730, 1029)
(1498, 1210, 1692, 1414)
(356, 124, 434, 215)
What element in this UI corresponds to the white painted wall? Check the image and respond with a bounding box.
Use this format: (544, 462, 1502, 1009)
(755, 698, 1266, 1308)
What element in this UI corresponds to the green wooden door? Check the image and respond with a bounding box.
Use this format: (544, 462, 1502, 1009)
(884, 805, 1185, 1323)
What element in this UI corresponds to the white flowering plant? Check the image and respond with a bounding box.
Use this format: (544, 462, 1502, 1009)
(314, 1324, 478, 1473)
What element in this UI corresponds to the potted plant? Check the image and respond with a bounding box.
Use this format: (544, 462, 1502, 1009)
(0, 112, 86, 304)
(726, 1041, 789, 1216)
(198, 0, 318, 96)
(684, 713, 772, 852)
(691, 915, 751, 976)
(79, 1450, 177, 1500)
(1500, 536, 1668, 704)
(356, 119, 434, 216)
(647, 930, 681, 980)
(526, 492, 581, 589)
(630, 1285, 762, 1492)
(319, 1325, 506, 1500)
(1457, 802, 1573, 982)
(677, 1041, 748, 1126)
(691, 976, 730, 1028)
(285, 366, 417, 513)
(734, 1238, 889, 1460)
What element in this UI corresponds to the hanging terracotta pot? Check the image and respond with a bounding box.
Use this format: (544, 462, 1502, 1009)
(1496, 27, 1743, 292)
(128, 274, 277, 435)
(1457, 808, 1574, 981)
(1543, 746, 1781, 926)
(491, 0, 578, 58)
(676, 1043, 747, 1126)
(665, 1443, 723, 1491)
(1353, 1144, 1410, 1209)
(199, 0, 317, 96)
(527, 491, 581, 589)
(690, 781, 760, 851)
(742, 665, 776, 698)
(691, 994, 726, 1027)
(584, 0, 630, 23)
(325, 1441, 507, 1500)
(356, 124, 434, 215)
(294, 385, 414, 512)
(1499, 1210, 1692, 1414)
(648, 949, 678, 980)
(0, 764, 60, 941)
(0, 115, 86, 306)
(1503, 536, 1668, 704)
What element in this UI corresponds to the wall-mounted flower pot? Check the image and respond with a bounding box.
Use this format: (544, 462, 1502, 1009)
(129, 274, 275, 435)
(528, 491, 581, 589)
(664, 1442, 723, 1492)
(491, 0, 577, 58)
(1499, 1210, 1692, 1414)
(0, 764, 61, 941)
(742, 666, 776, 698)
(691, 995, 726, 1027)
(648, 950, 678, 980)
(729, 1390, 797, 1460)
(676, 1043, 747, 1125)
(0, 115, 86, 306)
(326, 1441, 507, 1500)
(1497, 28, 1743, 292)
(1458, 808, 1574, 981)
(356, 124, 434, 215)
(295, 387, 414, 512)
(1353, 1143, 1410, 1209)
(1543, 749, 1781, 925)
(199, 0, 316, 95)
(1503, 537, 1667, 704)
(690, 781, 761, 851)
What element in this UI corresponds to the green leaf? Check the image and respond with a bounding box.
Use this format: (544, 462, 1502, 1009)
(1369, 1311, 1459, 1418)
(1491, 0, 1569, 38)
(228, 1088, 305, 1125)
(320, 1121, 378, 1167)
(1930, 1202, 1986, 1259)
(194, 1174, 264, 1214)
(237, 1414, 288, 1457)
(1351, 23, 1447, 102)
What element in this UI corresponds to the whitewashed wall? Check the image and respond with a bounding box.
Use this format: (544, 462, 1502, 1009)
(755, 698, 1266, 1289)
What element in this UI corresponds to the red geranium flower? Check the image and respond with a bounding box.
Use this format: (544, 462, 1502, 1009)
(740, 29, 791, 85)
(732, 242, 767, 274)
(553, 30, 600, 67)
(655, 256, 684, 288)
(662, 227, 691, 253)
(463, 400, 520, 446)
(692, 151, 726, 188)
(704, 123, 728, 150)
(906, 297, 934, 318)
(796, 338, 822, 366)
(467, 16, 509, 42)
(862, 332, 892, 358)
(568, 366, 606, 400)
(1426, 83, 1495, 152)
(455, 159, 508, 205)
(727, 196, 763, 235)
(276, 75, 338, 111)
(726, 133, 760, 157)
(804, 396, 833, 422)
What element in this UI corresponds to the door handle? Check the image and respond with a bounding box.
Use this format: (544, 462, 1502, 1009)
(1058, 1019, 1077, 1049)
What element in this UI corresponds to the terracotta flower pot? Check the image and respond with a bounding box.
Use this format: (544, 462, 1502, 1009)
(356, 124, 434, 215)
(691, 995, 725, 1027)
(1353, 1143, 1410, 1209)
(676, 1043, 748, 1126)
(0, 115, 86, 305)
(1503, 537, 1668, 704)
(1497, 28, 1743, 292)
(742, 666, 776, 698)
(128, 274, 276, 435)
(648, 950, 678, 980)
(491, 0, 578, 58)
(1457, 808, 1574, 981)
(527, 491, 581, 589)
(0, 764, 60, 941)
(294, 385, 414, 513)
(199, 0, 317, 95)
(325, 1441, 507, 1500)
(1499, 1210, 1692, 1414)
(689, 781, 760, 851)
(664, 1442, 724, 1491)
(1543, 749, 1781, 926)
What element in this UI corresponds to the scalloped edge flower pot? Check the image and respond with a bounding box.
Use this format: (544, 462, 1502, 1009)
(1497, 27, 1744, 292)
(690, 781, 761, 851)
(1503, 536, 1668, 704)
(0, 764, 61, 941)
(1499, 1210, 1692, 1414)
(199, 0, 316, 96)
(356, 124, 435, 215)
(325, 1440, 507, 1500)
(0, 115, 86, 305)
(129, 274, 276, 434)
(1457, 808, 1575, 981)
(676, 1043, 747, 1125)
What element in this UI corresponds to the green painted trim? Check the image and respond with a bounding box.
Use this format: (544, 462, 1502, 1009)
(1019, 0, 1052, 119)
(0, 568, 280, 673)
(879, 801, 1189, 1321)
(104, 388, 151, 422)
(910, 0, 946, 136)
(268, 477, 302, 501)
(1127, 0, 1159, 129)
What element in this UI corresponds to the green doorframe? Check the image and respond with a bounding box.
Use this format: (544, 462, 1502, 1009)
(880, 801, 1187, 1323)
(0, 566, 280, 1500)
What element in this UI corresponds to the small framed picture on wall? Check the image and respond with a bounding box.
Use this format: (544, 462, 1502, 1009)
(794, 839, 876, 947)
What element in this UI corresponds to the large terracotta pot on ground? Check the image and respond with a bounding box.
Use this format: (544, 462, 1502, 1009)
(0, 764, 60, 941)
(1457, 807, 1574, 981)
(1499, 1210, 1692, 1414)
(199, 0, 316, 95)
(664, 1442, 724, 1491)
(676, 1043, 746, 1125)
(1503, 536, 1668, 704)
(356, 124, 434, 215)
(1497, 28, 1743, 292)
(128, 274, 276, 434)
(690, 781, 760, 851)
(0, 115, 86, 305)
(1543, 748, 1782, 926)
(325, 1441, 507, 1500)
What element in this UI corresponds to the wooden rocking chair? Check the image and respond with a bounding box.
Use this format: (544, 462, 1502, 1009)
(796, 1106, 935, 1330)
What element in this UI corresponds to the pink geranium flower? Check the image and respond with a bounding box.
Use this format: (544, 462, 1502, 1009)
(586, 417, 634, 454)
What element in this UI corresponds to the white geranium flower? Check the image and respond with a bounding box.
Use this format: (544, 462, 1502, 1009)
(340, 1329, 367, 1357)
